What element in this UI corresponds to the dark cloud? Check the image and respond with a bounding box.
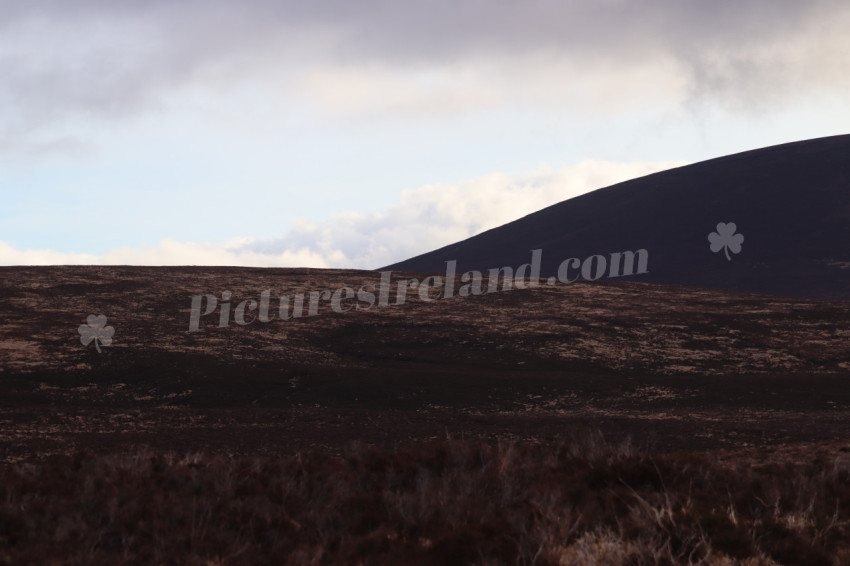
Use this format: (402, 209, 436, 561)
(1, 0, 848, 154)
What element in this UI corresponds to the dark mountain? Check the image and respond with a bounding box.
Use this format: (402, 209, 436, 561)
(384, 135, 850, 299)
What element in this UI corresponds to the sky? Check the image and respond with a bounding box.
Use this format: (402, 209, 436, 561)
(2, 0, 849, 268)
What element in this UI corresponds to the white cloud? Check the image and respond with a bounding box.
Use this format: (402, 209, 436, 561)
(0, 239, 331, 268)
(0, 159, 686, 268)
(291, 54, 688, 119)
(0, 242, 100, 265)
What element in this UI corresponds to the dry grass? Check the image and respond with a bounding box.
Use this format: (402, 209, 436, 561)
(1, 432, 848, 565)
(3, 267, 849, 380)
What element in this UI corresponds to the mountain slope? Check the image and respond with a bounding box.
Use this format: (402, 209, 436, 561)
(385, 135, 850, 299)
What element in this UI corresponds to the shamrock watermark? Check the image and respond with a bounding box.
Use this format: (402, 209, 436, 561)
(78, 314, 114, 353)
(708, 222, 744, 261)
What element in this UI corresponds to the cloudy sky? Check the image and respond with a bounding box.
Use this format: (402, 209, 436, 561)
(2, 0, 849, 268)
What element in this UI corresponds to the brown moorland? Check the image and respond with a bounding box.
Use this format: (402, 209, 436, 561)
(1, 266, 849, 564)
